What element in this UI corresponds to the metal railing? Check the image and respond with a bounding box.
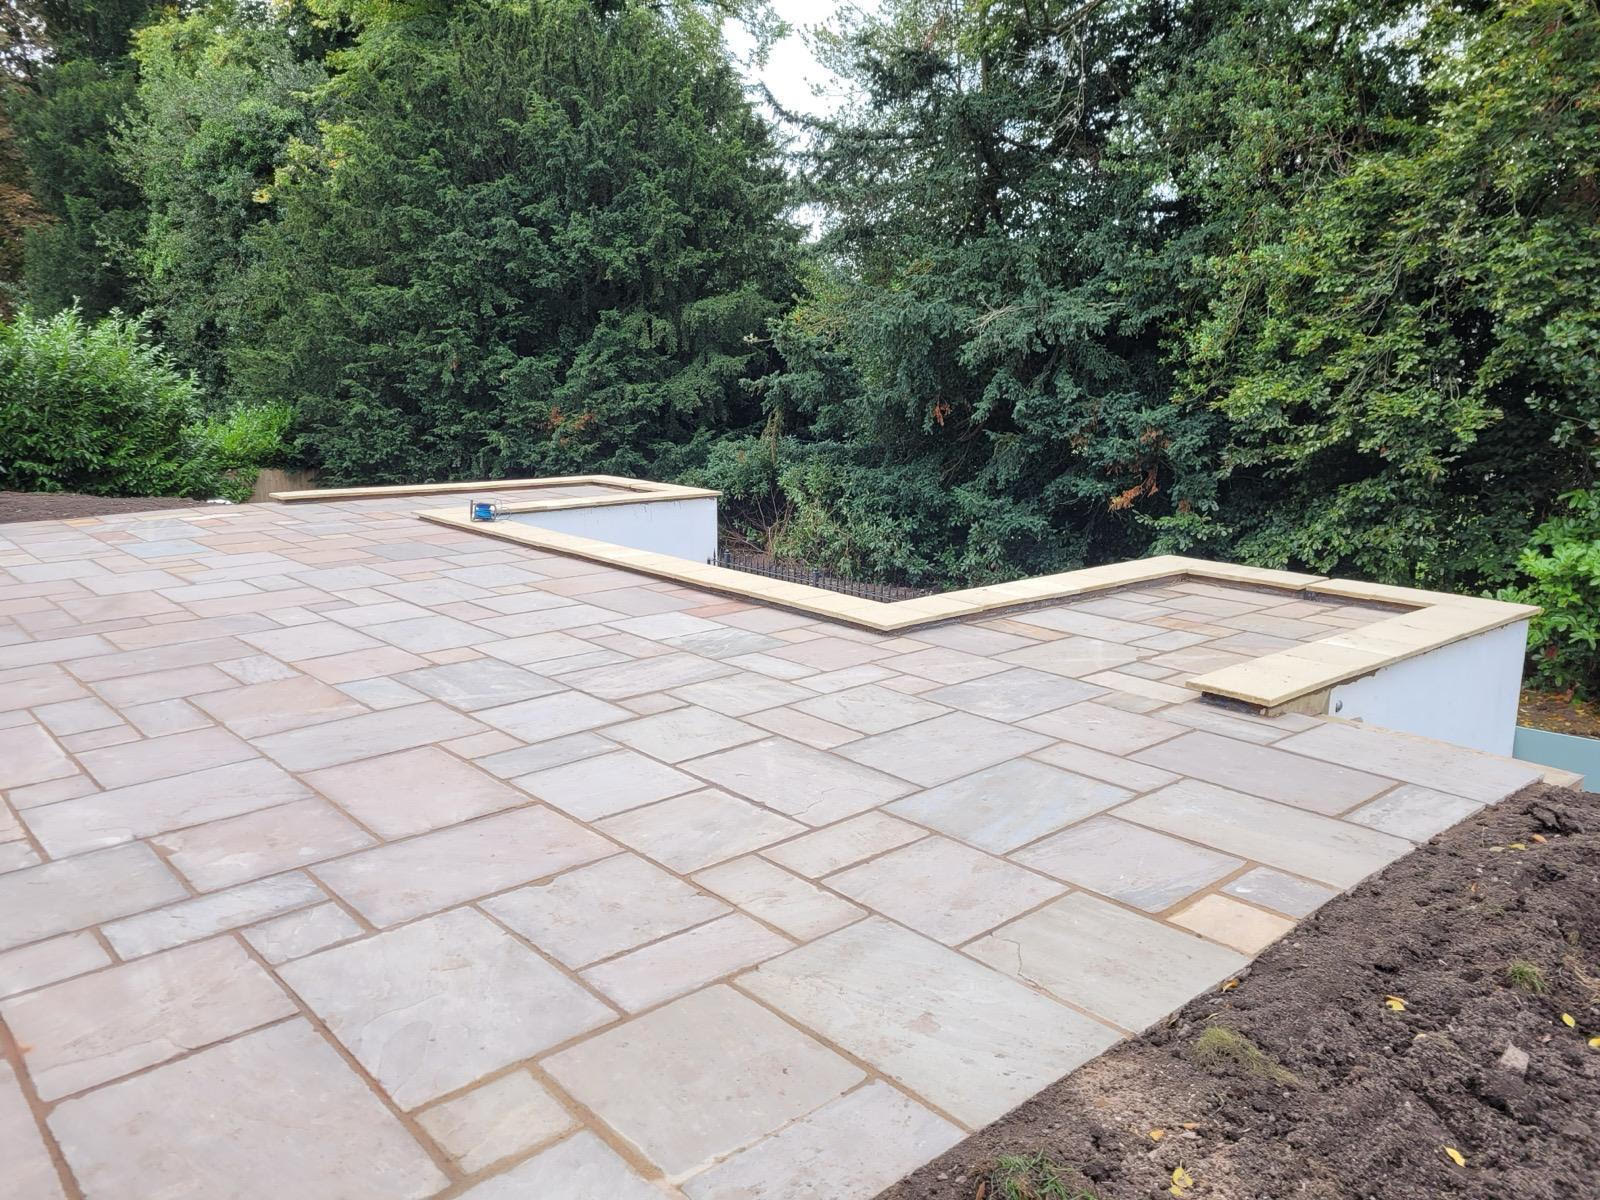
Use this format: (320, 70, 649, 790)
(709, 550, 937, 602)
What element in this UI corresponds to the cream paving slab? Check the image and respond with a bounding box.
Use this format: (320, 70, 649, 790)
(826, 836, 1064, 945)
(1012, 814, 1243, 911)
(1170, 893, 1295, 954)
(1, 1060, 63, 1200)
(1274, 721, 1543, 804)
(455, 1131, 665, 1200)
(47, 1020, 447, 1200)
(0, 842, 186, 951)
(685, 736, 914, 825)
(692, 855, 865, 940)
(21, 757, 313, 856)
(483, 852, 728, 967)
(683, 1080, 963, 1200)
(280, 907, 615, 1109)
(302, 745, 525, 839)
(152, 798, 374, 889)
(1, 937, 294, 1100)
(839, 712, 1052, 787)
(740, 918, 1120, 1128)
(1133, 729, 1394, 815)
(101, 872, 325, 958)
(417, 1069, 577, 1175)
(580, 912, 793, 1011)
(1116, 779, 1414, 889)
(966, 892, 1247, 1031)
(0, 932, 111, 999)
(545, 986, 864, 1178)
(313, 805, 613, 926)
(597, 788, 806, 873)
(888, 759, 1131, 854)
(191, 674, 368, 737)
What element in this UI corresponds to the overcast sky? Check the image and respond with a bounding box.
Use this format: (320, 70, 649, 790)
(726, 1, 854, 118)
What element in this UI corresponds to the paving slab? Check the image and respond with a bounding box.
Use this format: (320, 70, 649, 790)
(967, 891, 1247, 1031)
(1, 937, 294, 1099)
(515, 749, 700, 820)
(598, 789, 805, 873)
(581, 912, 792, 1011)
(0, 932, 110, 999)
(417, 1070, 577, 1174)
(1346, 784, 1482, 842)
(191, 675, 367, 738)
(1022, 700, 1185, 755)
(839, 712, 1051, 787)
(0, 1060, 63, 1200)
(826, 836, 1063, 945)
(0, 842, 185, 951)
(683, 1080, 962, 1200)
(313, 805, 613, 926)
(790, 684, 948, 734)
(609, 706, 765, 763)
(303, 745, 524, 839)
(395, 657, 562, 709)
(0, 723, 78, 788)
(1012, 814, 1242, 912)
(102, 872, 325, 958)
(1222, 867, 1337, 918)
(255, 701, 485, 770)
(153, 798, 373, 889)
(281, 907, 615, 1109)
(693, 856, 865, 940)
(1170, 893, 1295, 954)
(686, 736, 913, 824)
(924, 667, 1105, 722)
(546, 986, 863, 1177)
(243, 902, 365, 965)
(483, 853, 728, 967)
(760, 811, 926, 877)
(47, 1020, 446, 1200)
(1134, 729, 1393, 815)
(1274, 721, 1542, 803)
(740, 918, 1120, 1127)
(888, 759, 1130, 853)
(455, 1131, 662, 1200)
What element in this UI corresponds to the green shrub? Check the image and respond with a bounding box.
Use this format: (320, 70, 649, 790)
(0, 306, 288, 501)
(1497, 490, 1600, 698)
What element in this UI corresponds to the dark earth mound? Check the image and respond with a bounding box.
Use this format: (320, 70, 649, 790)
(0, 491, 204, 524)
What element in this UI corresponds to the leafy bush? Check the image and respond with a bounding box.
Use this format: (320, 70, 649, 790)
(0, 306, 287, 500)
(1497, 491, 1600, 698)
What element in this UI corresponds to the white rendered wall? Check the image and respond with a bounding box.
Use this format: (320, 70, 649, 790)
(502, 496, 717, 563)
(1327, 619, 1527, 756)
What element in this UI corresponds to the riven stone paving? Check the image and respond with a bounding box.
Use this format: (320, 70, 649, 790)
(0, 493, 1546, 1198)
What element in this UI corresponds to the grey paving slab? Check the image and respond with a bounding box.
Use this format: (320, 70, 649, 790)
(546, 985, 863, 1177)
(102, 872, 324, 958)
(1134, 730, 1394, 815)
(474, 691, 630, 741)
(255, 701, 486, 770)
(1013, 814, 1242, 912)
(561, 651, 735, 698)
(693, 856, 865, 940)
(1222, 867, 1337, 918)
(684, 1080, 962, 1200)
(23, 758, 314, 857)
(191, 675, 367, 738)
(740, 918, 1119, 1127)
(686, 736, 913, 824)
(483, 853, 728, 967)
(827, 836, 1063, 944)
(303, 745, 525, 838)
(0, 842, 185, 951)
(243, 901, 365, 965)
(517, 749, 701, 820)
(608, 706, 765, 763)
(1346, 784, 1482, 842)
(888, 759, 1130, 853)
(671, 673, 813, 716)
(47, 1020, 447, 1200)
(839, 712, 1051, 787)
(281, 907, 614, 1109)
(1275, 721, 1543, 803)
(1022, 700, 1185, 755)
(455, 1131, 661, 1200)
(597, 789, 805, 873)
(1029, 740, 1181, 792)
(1117, 779, 1414, 888)
(1, 937, 293, 1099)
(790, 684, 949, 734)
(923, 667, 1105, 722)
(313, 805, 613, 926)
(0, 723, 78, 788)
(393, 657, 562, 709)
(417, 1070, 576, 1175)
(967, 891, 1247, 1032)
(998, 634, 1142, 677)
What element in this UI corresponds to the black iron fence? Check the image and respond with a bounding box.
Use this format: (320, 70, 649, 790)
(710, 549, 937, 602)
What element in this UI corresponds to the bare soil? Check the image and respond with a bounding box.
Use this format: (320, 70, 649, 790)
(878, 783, 1600, 1200)
(0, 490, 205, 524)
(1520, 688, 1600, 740)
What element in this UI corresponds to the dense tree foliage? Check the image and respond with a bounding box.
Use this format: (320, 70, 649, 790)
(1, 0, 1595, 608)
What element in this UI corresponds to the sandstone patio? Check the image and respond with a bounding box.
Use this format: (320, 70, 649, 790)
(0, 490, 1550, 1199)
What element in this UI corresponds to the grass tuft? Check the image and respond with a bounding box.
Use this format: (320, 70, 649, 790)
(988, 1152, 1100, 1200)
(1506, 959, 1548, 994)
(1187, 1024, 1298, 1085)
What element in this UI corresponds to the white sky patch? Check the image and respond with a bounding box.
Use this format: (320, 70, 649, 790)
(726, 1, 855, 118)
